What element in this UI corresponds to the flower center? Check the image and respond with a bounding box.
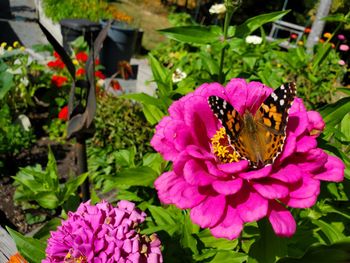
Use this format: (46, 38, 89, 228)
(64, 250, 87, 263)
(211, 128, 239, 163)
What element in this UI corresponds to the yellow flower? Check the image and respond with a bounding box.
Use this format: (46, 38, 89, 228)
(298, 40, 304, 46)
(20, 47, 25, 51)
(73, 59, 79, 65)
(7, 46, 13, 51)
(1, 42, 7, 48)
(323, 32, 332, 39)
(13, 41, 20, 48)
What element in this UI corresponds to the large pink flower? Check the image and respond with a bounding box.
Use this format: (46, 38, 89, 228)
(151, 78, 344, 239)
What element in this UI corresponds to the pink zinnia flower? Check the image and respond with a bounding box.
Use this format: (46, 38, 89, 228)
(151, 78, 344, 240)
(339, 44, 349, 52)
(43, 200, 163, 263)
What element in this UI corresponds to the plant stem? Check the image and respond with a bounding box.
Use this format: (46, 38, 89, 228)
(218, 9, 233, 83)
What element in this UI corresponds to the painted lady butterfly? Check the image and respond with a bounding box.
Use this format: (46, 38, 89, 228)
(208, 83, 297, 168)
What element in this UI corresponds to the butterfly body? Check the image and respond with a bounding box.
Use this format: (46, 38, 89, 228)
(208, 83, 296, 168)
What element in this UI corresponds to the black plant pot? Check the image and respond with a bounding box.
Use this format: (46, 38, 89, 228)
(60, 19, 101, 53)
(100, 19, 138, 77)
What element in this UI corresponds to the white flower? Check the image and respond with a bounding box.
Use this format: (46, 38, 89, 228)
(209, 3, 226, 15)
(16, 114, 31, 131)
(172, 68, 187, 83)
(245, 35, 263, 45)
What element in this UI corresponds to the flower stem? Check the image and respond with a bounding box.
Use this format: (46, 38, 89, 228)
(218, 7, 233, 83)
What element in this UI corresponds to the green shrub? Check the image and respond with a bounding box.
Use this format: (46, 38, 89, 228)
(91, 95, 154, 160)
(0, 104, 34, 166)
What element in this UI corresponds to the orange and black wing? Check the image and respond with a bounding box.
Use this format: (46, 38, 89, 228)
(256, 82, 297, 165)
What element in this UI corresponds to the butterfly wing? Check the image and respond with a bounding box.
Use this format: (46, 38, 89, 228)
(208, 96, 249, 160)
(255, 82, 297, 165)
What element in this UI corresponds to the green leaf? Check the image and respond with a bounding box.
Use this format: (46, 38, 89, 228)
(200, 52, 220, 75)
(311, 219, 346, 244)
(319, 97, 350, 127)
(248, 218, 287, 263)
(312, 43, 332, 71)
(33, 218, 61, 241)
(197, 229, 238, 250)
(6, 227, 46, 263)
(35, 191, 59, 209)
(210, 250, 248, 263)
(61, 172, 89, 202)
(277, 240, 350, 263)
(338, 87, 350, 96)
(142, 153, 165, 175)
(148, 53, 170, 95)
(114, 167, 158, 187)
(142, 104, 165, 125)
(181, 213, 199, 254)
(235, 10, 290, 38)
(122, 92, 165, 109)
(0, 70, 14, 99)
(145, 205, 181, 236)
(159, 25, 221, 44)
(340, 114, 350, 141)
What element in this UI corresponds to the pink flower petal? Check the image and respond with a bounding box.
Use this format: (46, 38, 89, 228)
(240, 165, 272, 179)
(217, 160, 249, 174)
(313, 155, 345, 182)
(184, 96, 217, 146)
(236, 189, 268, 222)
(210, 205, 243, 239)
(278, 134, 297, 162)
(288, 111, 308, 137)
(307, 111, 325, 134)
(284, 194, 318, 208)
(252, 178, 289, 199)
(268, 201, 296, 237)
(289, 176, 320, 199)
(191, 195, 226, 228)
(295, 136, 317, 153)
(212, 178, 243, 195)
(184, 159, 216, 186)
(269, 164, 302, 183)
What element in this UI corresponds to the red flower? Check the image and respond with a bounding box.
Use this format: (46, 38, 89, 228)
(95, 58, 100, 65)
(47, 59, 65, 69)
(51, 75, 68, 87)
(53, 51, 60, 59)
(76, 52, 88, 63)
(58, 106, 69, 121)
(76, 68, 85, 77)
(112, 80, 122, 91)
(304, 27, 311, 34)
(95, 70, 106, 79)
(290, 33, 298, 40)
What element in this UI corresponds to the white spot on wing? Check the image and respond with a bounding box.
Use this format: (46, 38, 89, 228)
(271, 93, 278, 101)
(280, 99, 285, 106)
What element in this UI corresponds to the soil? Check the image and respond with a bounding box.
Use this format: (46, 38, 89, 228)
(0, 136, 78, 234)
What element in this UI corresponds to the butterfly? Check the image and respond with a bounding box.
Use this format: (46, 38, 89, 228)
(208, 83, 296, 168)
